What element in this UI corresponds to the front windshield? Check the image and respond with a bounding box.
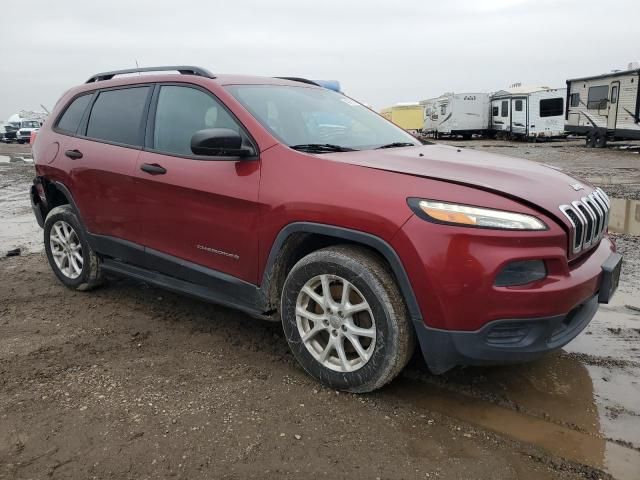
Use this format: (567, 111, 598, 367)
(226, 85, 419, 150)
(22, 121, 39, 128)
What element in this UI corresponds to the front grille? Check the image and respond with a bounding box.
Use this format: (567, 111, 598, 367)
(559, 188, 610, 254)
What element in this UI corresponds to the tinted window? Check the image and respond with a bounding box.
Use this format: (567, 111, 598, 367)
(440, 104, 447, 115)
(153, 85, 241, 156)
(57, 94, 92, 134)
(86, 87, 150, 146)
(515, 100, 523, 112)
(587, 85, 609, 109)
(492, 106, 499, 116)
(501, 100, 508, 117)
(539, 98, 563, 117)
(570, 93, 580, 107)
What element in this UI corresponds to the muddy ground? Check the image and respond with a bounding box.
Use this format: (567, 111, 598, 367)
(1, 140, 639, 479)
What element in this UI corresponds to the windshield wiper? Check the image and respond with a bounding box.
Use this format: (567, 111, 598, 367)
(289, 143, 358, 153)
(375, 142, 416, 149)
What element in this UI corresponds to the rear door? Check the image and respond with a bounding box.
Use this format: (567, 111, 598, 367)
(133, 83, 261, 283)
(63, 86, 151, 241)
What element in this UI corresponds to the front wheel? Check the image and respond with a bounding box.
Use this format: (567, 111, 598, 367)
(281, 245, 415, 393)
(44, 205, 103, 291)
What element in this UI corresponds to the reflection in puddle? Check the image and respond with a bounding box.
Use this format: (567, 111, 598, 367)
(392, 355, 639, 480)
(609, 198, 640, 235)
(390, 290, 640, 480)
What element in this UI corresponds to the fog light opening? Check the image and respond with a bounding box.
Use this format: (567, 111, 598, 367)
(494, 260, 547, 287)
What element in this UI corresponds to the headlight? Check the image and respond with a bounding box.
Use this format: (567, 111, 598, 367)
(408, 199, 547, 230)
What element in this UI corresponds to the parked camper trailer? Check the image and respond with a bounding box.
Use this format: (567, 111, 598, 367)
(490, 85, 566, 140)
(565, 63, 640, 147)
(421, 93, 490, 139)
(420, 97, 442, 136)
(380, 103, 424, 133)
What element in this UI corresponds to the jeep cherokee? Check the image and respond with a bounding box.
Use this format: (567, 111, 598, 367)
(30, 66, 622, 392)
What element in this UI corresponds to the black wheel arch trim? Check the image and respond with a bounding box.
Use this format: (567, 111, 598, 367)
(262, 222, 423, 323)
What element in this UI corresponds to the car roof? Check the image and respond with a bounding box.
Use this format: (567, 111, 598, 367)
(63, 73, 320, 99)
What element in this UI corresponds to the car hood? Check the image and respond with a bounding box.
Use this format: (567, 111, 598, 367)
(323, 144, 592, 219)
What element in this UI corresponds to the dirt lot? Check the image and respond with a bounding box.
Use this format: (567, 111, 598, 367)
(1, 140, 639, 479)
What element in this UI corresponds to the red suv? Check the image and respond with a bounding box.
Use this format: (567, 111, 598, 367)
(31, 66, 622, 392)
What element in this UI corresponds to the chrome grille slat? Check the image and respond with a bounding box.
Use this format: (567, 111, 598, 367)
(559, 189, 610, 255)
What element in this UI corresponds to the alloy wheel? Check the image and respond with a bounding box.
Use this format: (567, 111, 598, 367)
(49, 220, 83, 279)
(295, 274, 376, 372)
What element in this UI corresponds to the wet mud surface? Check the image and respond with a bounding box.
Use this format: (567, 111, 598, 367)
(1, 140, 639, 479)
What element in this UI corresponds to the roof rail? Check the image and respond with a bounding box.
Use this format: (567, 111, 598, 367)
(86, 66, 215, 83)
(275, 77, 342, 93)
(275, 77, 322, 87)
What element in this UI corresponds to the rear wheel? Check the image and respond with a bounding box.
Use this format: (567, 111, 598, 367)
(281, 245, 415, 392)
(595, 132, 607, 148)
(44, 205, 103, 291)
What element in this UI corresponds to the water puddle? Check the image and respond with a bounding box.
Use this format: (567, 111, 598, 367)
(608, 198, 640, 235)
(0, 163, 42, 256)
(387, 290, 640, 480)
(388, 373, 640, 480)
(588, 175, 640, 186)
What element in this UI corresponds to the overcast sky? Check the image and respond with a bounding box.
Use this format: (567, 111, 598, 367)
(1, 0, 638, 121)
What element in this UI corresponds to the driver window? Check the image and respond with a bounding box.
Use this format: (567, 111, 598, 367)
(154, 85, 241, 156)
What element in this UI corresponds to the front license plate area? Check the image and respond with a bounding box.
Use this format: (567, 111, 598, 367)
(598, 253, 622, 304)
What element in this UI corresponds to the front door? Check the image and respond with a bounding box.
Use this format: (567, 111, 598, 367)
(607, 81, 620, 131)
(133, 84, 261, 283)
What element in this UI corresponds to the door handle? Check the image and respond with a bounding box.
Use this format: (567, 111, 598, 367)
(140, 163, 167, 175)
(65, 149, 83, 159)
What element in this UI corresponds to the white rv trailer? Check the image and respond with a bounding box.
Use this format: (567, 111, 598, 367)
(489, 84, 566, 140)
(420, 96, 443, 135)
(421, 93, 490, 139)
(565, 62, 640, 148)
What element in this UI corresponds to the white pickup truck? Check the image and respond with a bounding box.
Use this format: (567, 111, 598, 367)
(16, 120, 41, 144)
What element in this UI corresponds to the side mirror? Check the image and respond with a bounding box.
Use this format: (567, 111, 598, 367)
(190, 128, 255, 158)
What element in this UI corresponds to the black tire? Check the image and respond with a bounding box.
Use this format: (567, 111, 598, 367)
(585, 133, 596, 148)
(17, 140, 25, 144)
(44, 205, 103, 291)
(281, 245, 415, 393)
(595, 132, 607, 148)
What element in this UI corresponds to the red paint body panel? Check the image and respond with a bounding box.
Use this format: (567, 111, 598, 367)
(62, 137, 140, 238)
(134, 150, 261, 282)
(393, 215, 614, 331)
(33, 72, 617, 340)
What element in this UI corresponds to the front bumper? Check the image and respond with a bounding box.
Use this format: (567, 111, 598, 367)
(414, 294, 598, 373)
(393, 213, 620, 373)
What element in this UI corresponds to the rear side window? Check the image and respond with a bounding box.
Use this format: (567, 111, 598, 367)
(153, 85, 241, 156)
(492, 106, 499, 116)
(501, 100, 508, 117)
(515, 100, 523, 111)
(539, 98, 563, 117)
(57, 94, 92, 134)
(86, 87, 150, 146)
(587, 85, 608, 109)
